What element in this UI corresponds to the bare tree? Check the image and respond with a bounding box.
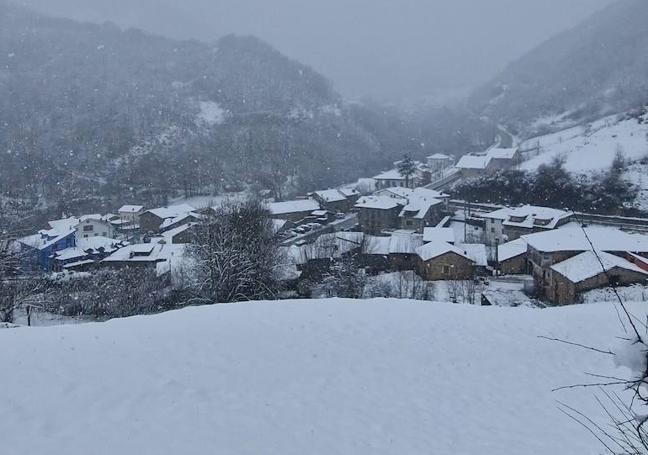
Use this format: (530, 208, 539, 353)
(190, 198, 283, 303)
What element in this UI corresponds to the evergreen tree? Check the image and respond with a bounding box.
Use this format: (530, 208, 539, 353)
(397, 155, 418, 188)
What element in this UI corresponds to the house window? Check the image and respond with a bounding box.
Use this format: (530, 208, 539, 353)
(443, 265, 450, 275)
(102, 232, 107, 237)
(83, 225, 93, 232)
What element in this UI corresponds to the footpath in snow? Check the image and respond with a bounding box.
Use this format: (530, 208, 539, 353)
(0, 299, 642, 455)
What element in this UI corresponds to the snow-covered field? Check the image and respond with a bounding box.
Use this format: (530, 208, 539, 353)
(0, 299, 642, 455)
(520, 114, 648, 173)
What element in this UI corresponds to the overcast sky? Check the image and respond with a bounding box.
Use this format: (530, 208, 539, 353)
(20, 0, 615, 102)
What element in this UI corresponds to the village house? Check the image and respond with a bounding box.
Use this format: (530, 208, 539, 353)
(139, 204, 197, 233)
(360, 236, 392, 273)
(486, 148, 522, 171)
(454, 147, 521, 178)
(160, 223, 198, 244)
(268, 199, 321, 222)
(285, 232, 364, 280)
(76, 214, 116, 240)
(423, 227, 456, 245)
(480, 205, 573, 246)
(101, 243, 186, 272)
(454, 154, 492, 179)
(17, 217, 78, 271)
(426, 153, 454, 173)
(159, 212, 202, 233)
(415, 240, 475, 281)
(388, 233, 424, 272)
(497, 238, 530, 275)
(397, 188, 448, 232)
(522, 227, 648, 305)
(118, 205, 145, 227)
(51, 236, 125, 272)
(549, 251, 648, 305)
(309, 189, 355, 213)
(354, 196, 403, 235)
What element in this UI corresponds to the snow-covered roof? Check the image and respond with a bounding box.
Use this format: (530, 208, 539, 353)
(54, 248, 87, 262)
(55, 236, 125, 262)
(428, 153, 452, 160)
(487, 148, 519, 160)
(146, 204, 196, 220)
(78, 214, 105, 223)
(362, 236, 391, 255)
(18, 228, 75, 252)
(288, 232, 365, 264)
(339, 187, 360, 198)
(62, 259, 95, 269)
(416, 240, 472, 262)
(119, 205, 144, 213)
(269, 199, 320, 216)
(373, 169, 407, 181)
(161, 223, 196, 243)
(423, 227, 456, 244)
(102, 243, 185, 264)
(48, 217, 79, 233)
(455, 154, 492, 170)
(399, 188, 444, 219)
(354, 196, 402, 211)
(498, 238, 529, 262)
(481, 205, 572, 230)
(551, 251, 648, 284)
(389, 233, 424, 254)
(313, 189, 347, 203)
(373, 187, 413, 201)
(159, 212, 201, 231)
(458, 243, 488, 267)
(522, 227, 648, 254)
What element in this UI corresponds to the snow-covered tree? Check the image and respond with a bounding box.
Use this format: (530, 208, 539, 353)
(190, 198, 283, 303)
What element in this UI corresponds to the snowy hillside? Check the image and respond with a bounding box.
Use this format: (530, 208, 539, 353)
(0, 299, 640, 455)
(519, 113, 648, 173)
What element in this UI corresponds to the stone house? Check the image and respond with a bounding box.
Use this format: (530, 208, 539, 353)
(549, 251, 648, 305)
(497, 239, 529, 275)
(354, 196, 403, 235)
(415, 241, 475, 281)
(523, 227, 648, 304)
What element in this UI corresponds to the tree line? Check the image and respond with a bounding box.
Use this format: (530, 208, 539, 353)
(452, 152, 642, 216)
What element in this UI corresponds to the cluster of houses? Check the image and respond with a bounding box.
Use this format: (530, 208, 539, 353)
(373, 154, 455, 190)
(13, 146, 648, 306)
(270, 163, 648, 305)
(16, 203, 205, 276)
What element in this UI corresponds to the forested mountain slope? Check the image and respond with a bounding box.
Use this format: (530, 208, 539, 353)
(472, 0, 648, 136)
(0, 4, 494, 213)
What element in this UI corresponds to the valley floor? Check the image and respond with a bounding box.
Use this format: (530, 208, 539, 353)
(0, 299, 642, 454)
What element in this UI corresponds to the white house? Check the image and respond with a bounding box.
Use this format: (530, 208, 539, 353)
(76, 214, 116, 240)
